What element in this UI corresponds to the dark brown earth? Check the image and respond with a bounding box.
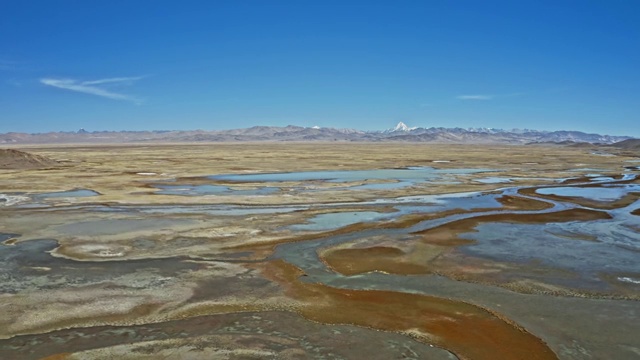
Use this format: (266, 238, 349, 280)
(0, 311, 459, 360)
(0, 149, 59, 169)
(609, 138, 640, 150)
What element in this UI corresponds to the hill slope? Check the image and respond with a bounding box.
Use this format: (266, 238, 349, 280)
(609, 139, 640, 150)
(0, 149, 59, 169)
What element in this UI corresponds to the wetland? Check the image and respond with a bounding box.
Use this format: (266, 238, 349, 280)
(0, 143, 639, 359)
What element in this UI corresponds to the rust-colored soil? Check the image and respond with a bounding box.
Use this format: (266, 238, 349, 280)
(496, 194, 554, 210)
(322, 246, 431, 275)
(261, 260, 558, 360)
(39, 354, 71, 360)
(414, 208, 611, 237)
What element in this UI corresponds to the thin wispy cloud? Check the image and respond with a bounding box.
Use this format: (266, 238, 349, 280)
(40, 76, 143, 104)
(456, 92, 524, 101)
(82, 76, 144, 85)
(457, 94, 494, 100)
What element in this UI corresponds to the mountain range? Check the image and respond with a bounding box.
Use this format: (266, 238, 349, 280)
(0, 122, 633, 145)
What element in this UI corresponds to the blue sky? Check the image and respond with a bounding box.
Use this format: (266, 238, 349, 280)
(1, 1, 639, 136)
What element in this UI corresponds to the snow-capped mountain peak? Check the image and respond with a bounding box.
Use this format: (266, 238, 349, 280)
(389, 121, 416, 132)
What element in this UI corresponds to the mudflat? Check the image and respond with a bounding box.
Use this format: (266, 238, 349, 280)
(1, 143, 639, 359)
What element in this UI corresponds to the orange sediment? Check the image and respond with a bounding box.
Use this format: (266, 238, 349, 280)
(321, 246, 432, 275)
(413, 208, 611, 237)
(321, 208, 610, 277)
(38, 354, 71, 360)
(260, 260, 558, 360)
(495, 194, 554, 210)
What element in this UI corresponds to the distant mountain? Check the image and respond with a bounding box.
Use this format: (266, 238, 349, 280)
(0, 122, 633, 145)
(379, 122, 631, 145)
(385, 121, 416, 133)
(608, 138, 640, 150)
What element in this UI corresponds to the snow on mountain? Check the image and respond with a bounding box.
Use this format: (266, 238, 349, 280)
(387, 122, 417, 132)
(0, 122, 633, 144)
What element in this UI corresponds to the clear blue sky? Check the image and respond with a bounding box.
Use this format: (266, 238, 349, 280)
(1, 1, 639, 136)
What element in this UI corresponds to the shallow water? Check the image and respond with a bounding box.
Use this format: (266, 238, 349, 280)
(459, 220, 640, 289)
(5, 170, 638, 299)
(536, 184, 640, 201)
(2, 166, 639, 359)
(281, 191, 508, 231)
(275, 173, 640, 295)
(211, 167, 497, 183)
(588, 176, 616, 182)
(148, 166, 500, 198)
(290, 211, 390, 231)
(54, 218, 196, 236)
(389, 193, 505, 217)
(154, 184, 279, 196)
(0, 239, 200, 293)
(349, 181, 414, 190)
(474, 177, 513, 184)
(591, 151, 615, 156)
(275, 193, 550, 274)
(569, 168, 611, 173)
(139, 204, 305, 216)
(378, 191, 503, 208)
(0, 233, 18, 242)
(33, 189, 99, 199)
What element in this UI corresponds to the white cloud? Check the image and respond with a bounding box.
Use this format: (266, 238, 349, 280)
(82, 76, 144, 85)
(40, 77, 143, 103)
(456, 95, 494, 100)
(456, 92, 524, 101)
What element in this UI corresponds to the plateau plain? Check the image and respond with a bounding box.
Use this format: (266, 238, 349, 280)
(1, 142, 639, 360)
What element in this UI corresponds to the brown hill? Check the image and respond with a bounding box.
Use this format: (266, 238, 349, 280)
(608, 139, 640, 150)
(0, 149, 59, 169)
